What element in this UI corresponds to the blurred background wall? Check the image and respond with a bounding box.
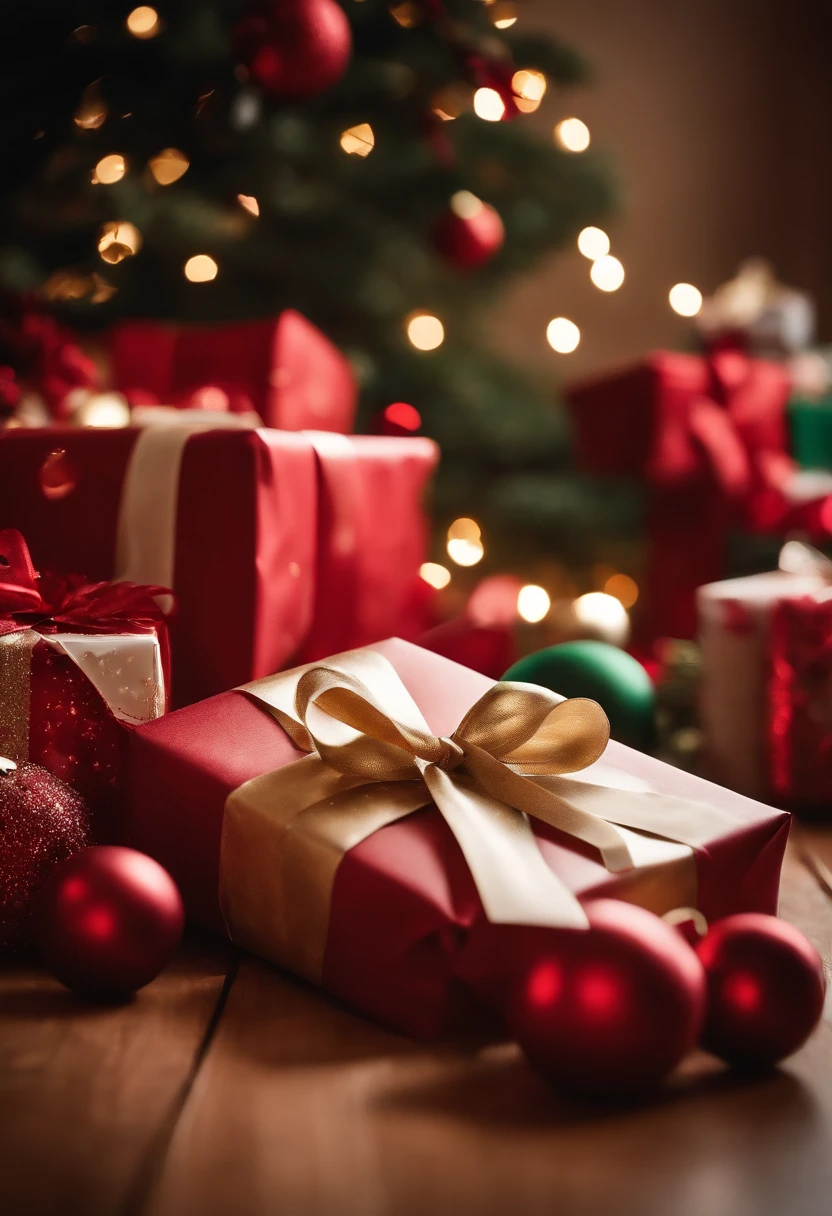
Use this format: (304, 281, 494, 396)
(490, 0, 832, 382)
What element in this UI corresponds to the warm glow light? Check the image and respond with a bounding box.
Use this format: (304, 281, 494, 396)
(590, 254, 625, 292)
(406, 313, 444, 351)
(491, 2, 517, 28)
(447, 517, 481, 542)
(555, 117, 590, 152)
(97, 221, 141, 263)
(573, 592, 629, 646)
(446, 519, 483, 565)
(149, 148, 189, 185)
(512, 69, 547, 102)
(473, 88, 505, 122)
(79, 393, 132, 428)
(577, 226, 610, 260)
(93, 154, 126, 185)
(389, 1, 422, 27)
(604, 573, 639, 609)
(512, 69, 546, 113)
(184, 254, 218, 283)
(517, 584, 551, 624)
(340, 123, 374, 156)
(546, 316, 580, 354)
(447, 537, 485, 567)
(237, 194, 260, 216)
(384, 402, 421, 431)
(450, 190, 483, 220)
(127, 6, 160, 38)
(669, 282, 703, 317)
(420, 562, 452, 590)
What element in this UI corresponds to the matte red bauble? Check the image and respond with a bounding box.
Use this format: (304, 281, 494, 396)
(238, 0, 352, 99)
(433, 193, 504, 270)
(508, 899, 706, 1098)
(37, 845, 184, 998)
(695, 913, 825, 1067)
(0, 759, 91, 952)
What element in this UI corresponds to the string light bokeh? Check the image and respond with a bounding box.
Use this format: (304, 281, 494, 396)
(184, 255, 218, 283)
(407, 313, 444, 351)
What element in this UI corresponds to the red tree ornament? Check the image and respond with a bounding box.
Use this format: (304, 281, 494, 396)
(37, 845, 185, 998)
(508, 899, 706, 1098)
(695, 913, 826, 1067)
(0, 758, 90, 952)
(433, 191, 504, 270)
(237, 0, 352, 99)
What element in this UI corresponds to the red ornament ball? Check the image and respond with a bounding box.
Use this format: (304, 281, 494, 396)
(433, 192, 504, 270)
(508, 899, 706, 1098)
(0, 759, 91, 952)
(695, 913, 826, 1068)
(37, 845, 185, 998)
(237, 0, 352, 99)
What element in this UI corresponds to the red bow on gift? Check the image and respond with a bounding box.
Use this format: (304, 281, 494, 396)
(0, 529, 172, 637)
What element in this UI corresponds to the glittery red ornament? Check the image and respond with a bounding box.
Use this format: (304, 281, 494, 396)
(695, 913, 826, 1068)
(37, 845, 185, 998)
(508, 900, 706, 1098)
(0, 758, 90, 952)
(237, 0, 352, 99)
(433, 193, 504, 270)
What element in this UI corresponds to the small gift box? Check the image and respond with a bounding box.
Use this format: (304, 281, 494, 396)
(699, 541, 832, 809)
(111, 310, 357, 433)
(0, 425, 436, 706)
(126, 638, 789, 1038)
(566, 351, 832, 643)
(0, 529, 168, 835)
(789, 395, 832, 472)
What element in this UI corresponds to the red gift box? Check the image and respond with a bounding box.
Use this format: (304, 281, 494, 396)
(566, 350, 832, 643)
(111, 311, 357, 433)
(0, 426, 437, 706)
(0, 529, 168, 835)
(699, 545, 832, 810)
(125, 638, 789, 1039)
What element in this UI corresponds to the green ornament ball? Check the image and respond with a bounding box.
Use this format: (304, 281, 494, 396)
(502, 641, 655, 751)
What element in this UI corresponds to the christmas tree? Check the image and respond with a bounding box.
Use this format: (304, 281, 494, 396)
(0, 0, 624, 570)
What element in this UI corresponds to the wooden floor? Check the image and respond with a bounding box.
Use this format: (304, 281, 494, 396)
(3, 828, 832, 1216)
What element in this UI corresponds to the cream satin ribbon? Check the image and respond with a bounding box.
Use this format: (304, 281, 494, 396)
(115, 413, 257, 591)
(220, 647, 737, 983)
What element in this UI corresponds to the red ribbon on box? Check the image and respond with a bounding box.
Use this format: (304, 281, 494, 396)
(0, 528, 171, 638)
(568, 350, 832, 642)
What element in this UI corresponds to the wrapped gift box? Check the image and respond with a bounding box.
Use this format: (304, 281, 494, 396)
(0, 426, 437, 706)
(126, 638, 789, 1039)
(789, 396, 832, 471)
(111, 310, 357, 433)
(566, 351, 832, 643)
(0, 529, 167, 835)
(698, 544, 832, 809)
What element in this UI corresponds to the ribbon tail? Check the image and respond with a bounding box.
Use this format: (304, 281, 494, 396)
(423, 765, 589, 930)
(464, 742, 636, 873)
(528, 776, 737, 850)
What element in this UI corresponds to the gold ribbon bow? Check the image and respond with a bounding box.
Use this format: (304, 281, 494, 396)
(220, 647, 735, 983)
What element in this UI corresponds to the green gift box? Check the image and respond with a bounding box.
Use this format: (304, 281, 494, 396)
(789, 396, 832, 469)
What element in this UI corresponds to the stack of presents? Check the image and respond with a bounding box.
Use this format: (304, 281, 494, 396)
(0, 311, 817, 1042)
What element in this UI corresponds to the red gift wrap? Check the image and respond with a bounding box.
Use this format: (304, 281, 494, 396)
(769, 596, 832, 809)
(0, 529, 168, 834)
(126, 638, 789, 1039)
(111, 311, 357, 433)
(567, 350, 832, 643)
(0, 426, 437, 706)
